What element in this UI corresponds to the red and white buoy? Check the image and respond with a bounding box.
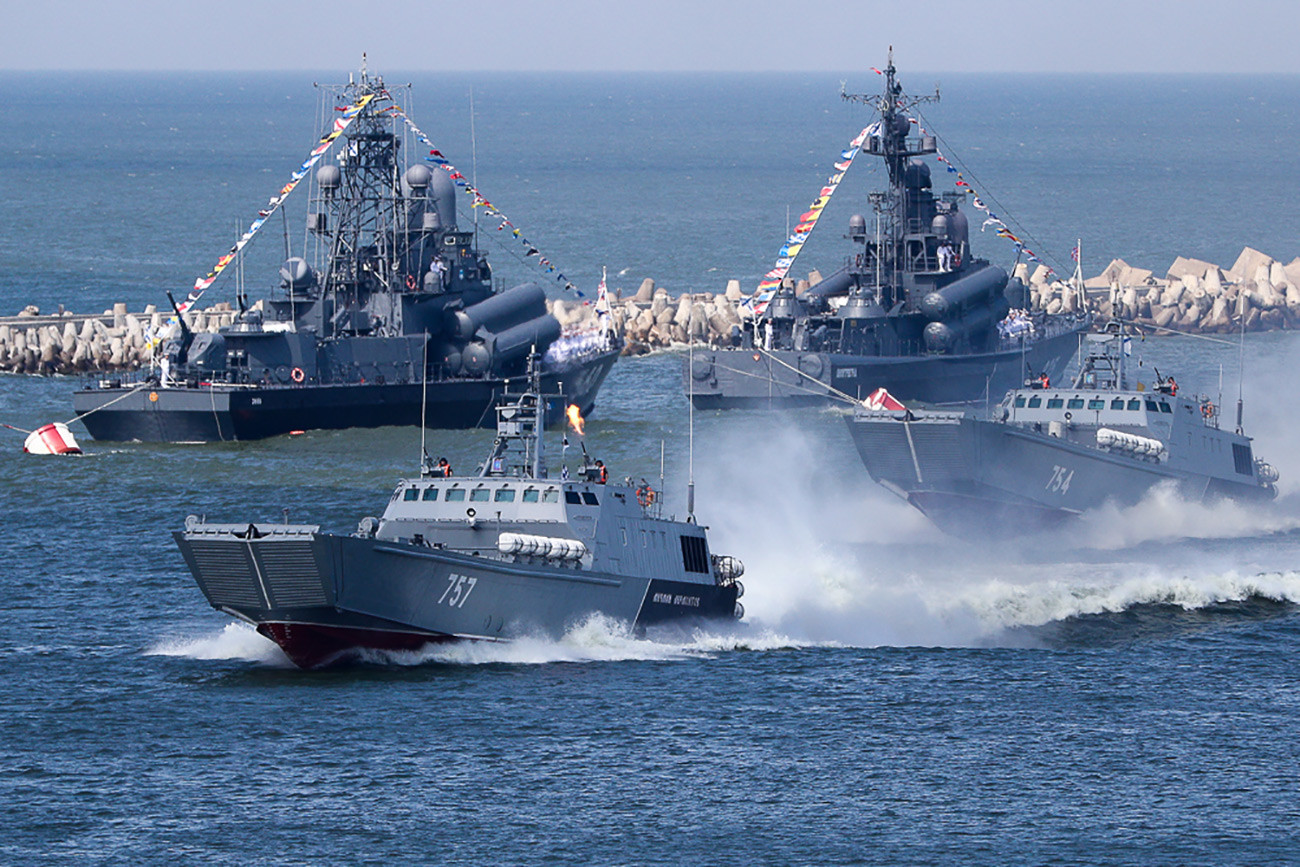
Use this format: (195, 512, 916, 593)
(23, 422, 83, 455)
(862, 387, 907, 411)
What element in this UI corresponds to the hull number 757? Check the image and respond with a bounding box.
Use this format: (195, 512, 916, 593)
(439, 573, 478, 608)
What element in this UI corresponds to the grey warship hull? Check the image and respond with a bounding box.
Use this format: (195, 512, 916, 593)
(847, 411, 1273, 535)
(687, 326, 1082, 409)
(176, 522, 738, 668)
(74, 349, 618, 442)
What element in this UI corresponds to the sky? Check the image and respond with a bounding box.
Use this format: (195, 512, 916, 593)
(3, 0, 1299, 73)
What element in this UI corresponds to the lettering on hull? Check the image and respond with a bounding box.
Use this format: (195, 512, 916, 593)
(653, 592, 700, 608)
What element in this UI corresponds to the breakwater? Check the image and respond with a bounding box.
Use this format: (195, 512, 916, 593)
(3, 245, 1296, 374)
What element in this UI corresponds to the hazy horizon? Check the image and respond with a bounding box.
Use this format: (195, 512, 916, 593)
(6, 0, 1300, 74)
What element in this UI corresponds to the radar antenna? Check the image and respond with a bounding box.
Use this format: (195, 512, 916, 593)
(840, 47, 940, 113)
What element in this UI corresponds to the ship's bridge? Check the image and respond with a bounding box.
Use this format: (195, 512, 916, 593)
(1004, 384, 1230, 443)
(372, 476, 722, 585)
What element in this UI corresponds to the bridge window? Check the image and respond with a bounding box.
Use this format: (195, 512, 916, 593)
(565, 490, 582, 505)
(542, 489, 559, 503)
(1159, 402, 1172, 414)
(1047, 398, 1064, 409)
(1110, 398, 1125, 410)
(422, 487, 439, 501)
(403, 488, 419, 502)
(582, 492, 599, 506)
(470, 488, 490, 502)
(1067, 398, 1085, 410)
(1089, 399, 1106, 410)
(494, 488, 515, 503)
(445, 489, 466, 502)
(1145, 400, 1159, 412)
(523, 489, 540, 503)
(1014, 396, 1026, 408)
(1127, 399, 1142, 410)
(1027, 396, 1042, 408)
(680, 535, 710, 573)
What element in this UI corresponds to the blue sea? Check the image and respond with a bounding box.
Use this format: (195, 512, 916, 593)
(4, 71, 1300, 865)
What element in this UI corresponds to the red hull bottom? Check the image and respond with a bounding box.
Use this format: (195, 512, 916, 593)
(258, 622, 455, 669)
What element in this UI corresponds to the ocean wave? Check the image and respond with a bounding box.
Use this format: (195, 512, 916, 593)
(944, 568, 1300, 632)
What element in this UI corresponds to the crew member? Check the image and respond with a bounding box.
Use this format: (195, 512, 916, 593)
(1038, 372, 1050, 389)
(437, 457, 453, 477)
(595, 459, 608, 484)
(935, 240, 948, 271)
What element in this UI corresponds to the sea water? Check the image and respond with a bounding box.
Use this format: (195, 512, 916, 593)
(2, 71, 1300, 865)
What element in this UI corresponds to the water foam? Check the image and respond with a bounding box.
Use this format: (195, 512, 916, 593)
(360, 613, 812, 667)
(146, 622, 289, 665)
(1062, 484, 1300, 550)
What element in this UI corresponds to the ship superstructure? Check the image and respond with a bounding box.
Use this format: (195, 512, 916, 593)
(688, 53, 1088, 408)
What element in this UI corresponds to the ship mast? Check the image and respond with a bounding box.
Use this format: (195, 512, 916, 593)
(841, 48, 940, 301)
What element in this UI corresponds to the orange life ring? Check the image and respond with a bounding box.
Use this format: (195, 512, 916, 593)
(291, 366, 305, 383)
(406, 274, 417, 290)
(636, 485, 656, 508)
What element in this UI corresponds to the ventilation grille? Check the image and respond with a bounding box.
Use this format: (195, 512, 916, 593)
(188, 540, 264, 609)
(255, 542, 327, 607)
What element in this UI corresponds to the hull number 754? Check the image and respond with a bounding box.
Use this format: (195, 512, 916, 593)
(1046, 465, 1074, 494)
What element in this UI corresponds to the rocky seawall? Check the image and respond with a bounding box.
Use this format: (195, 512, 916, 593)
(3, 245, 1296, 375)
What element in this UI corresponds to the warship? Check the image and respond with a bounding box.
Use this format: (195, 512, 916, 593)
(687, 55, 1089, 409)
(174, 364, 745, 668)
(846, 322, 1279, 535)
(74, 64, 619, 442)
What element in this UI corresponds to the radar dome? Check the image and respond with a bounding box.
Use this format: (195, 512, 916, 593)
(316, 164, 341, 190)
(279, 257, 316, 292)
(404, 165, 432, 189)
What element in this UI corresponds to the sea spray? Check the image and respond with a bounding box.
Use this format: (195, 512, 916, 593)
(146, 622, 288, 665)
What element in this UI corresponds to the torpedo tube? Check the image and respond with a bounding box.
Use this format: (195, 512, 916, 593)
(918, 264, 1008, 321)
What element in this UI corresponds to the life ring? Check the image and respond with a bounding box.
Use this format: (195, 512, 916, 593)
(290, 366, 305, 383)
(636, 485, 656, 508)
(1202, 402, 1214, 419)
(406, 274, 417, 290)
